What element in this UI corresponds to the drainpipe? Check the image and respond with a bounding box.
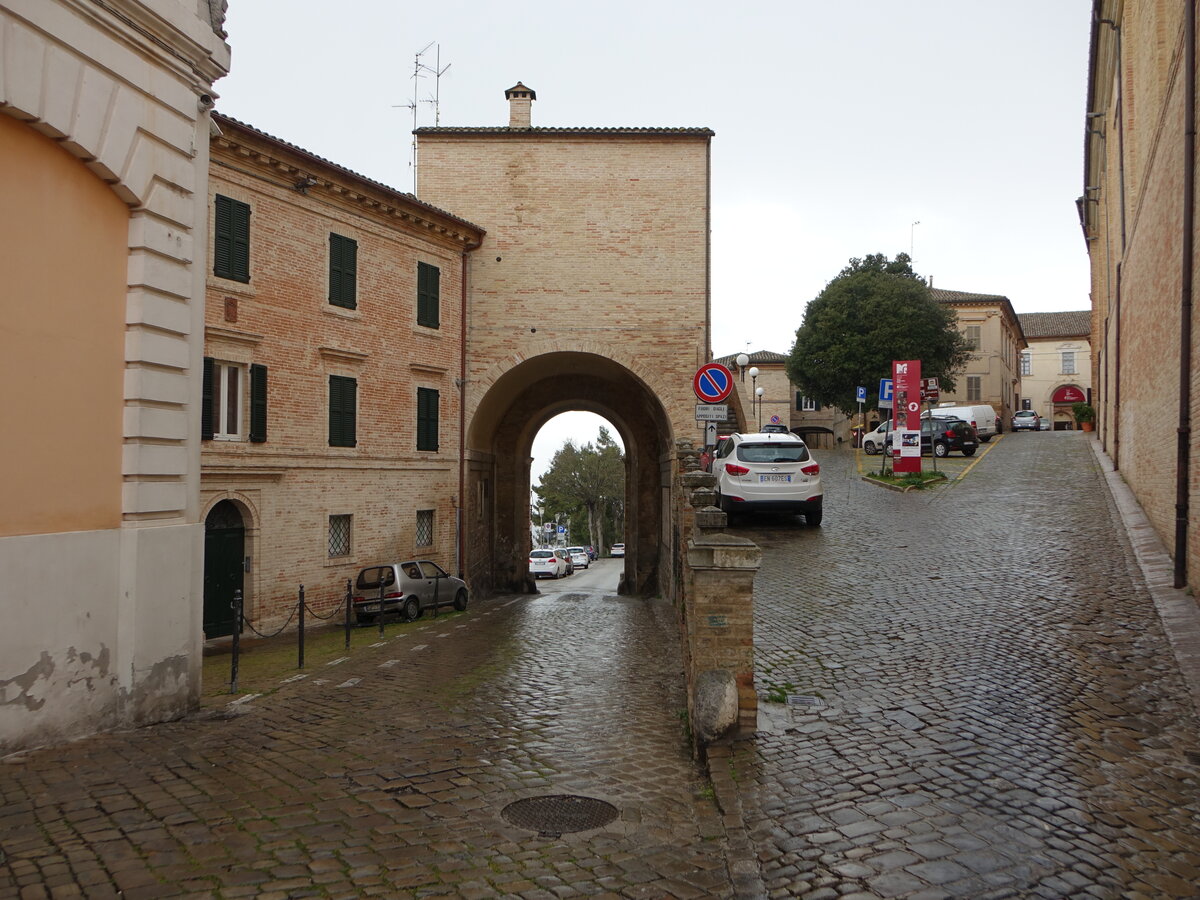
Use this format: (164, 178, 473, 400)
(458, 238, 482, 580)
(1176, 0, 1196, 589)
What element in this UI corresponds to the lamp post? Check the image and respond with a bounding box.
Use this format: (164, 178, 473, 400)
(735, 352, 750, 382)
(748, 366, 759, 431)
(755, 386, 764, 431)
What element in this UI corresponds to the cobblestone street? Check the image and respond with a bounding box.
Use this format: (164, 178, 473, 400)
(714, 431, 1200, 898)
(3, 432, 1200, 898)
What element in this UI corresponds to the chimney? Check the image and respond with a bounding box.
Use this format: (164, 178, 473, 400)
(505, 82, 536, 128)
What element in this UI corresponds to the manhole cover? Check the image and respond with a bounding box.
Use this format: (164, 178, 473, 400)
(501, 794, 618, 837)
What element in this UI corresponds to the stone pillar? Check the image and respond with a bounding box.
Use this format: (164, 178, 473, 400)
(676, 442, 761, 744)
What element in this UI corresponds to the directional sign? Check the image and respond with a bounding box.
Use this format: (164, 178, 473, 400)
(693, 363, 734, 403)
(878, 378, 894, 409)
(921, 377, 940, 402)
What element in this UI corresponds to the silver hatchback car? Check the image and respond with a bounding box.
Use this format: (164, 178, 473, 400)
(352, 560, 468, 624)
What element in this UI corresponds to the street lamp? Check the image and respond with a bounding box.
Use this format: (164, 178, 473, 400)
(747, 366, 759, 430)
(735, 352, 750, 382)
(755, 386, 764, 431)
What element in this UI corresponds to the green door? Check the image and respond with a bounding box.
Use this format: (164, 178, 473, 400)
(204, 500, 244, 638)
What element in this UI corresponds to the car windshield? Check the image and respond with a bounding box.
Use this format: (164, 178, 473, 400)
(356, 567, 396, 590)
(530, 550, 554, 559)
(736, 442, 810, 463)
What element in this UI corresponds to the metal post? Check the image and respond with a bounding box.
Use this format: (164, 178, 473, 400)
(378, 576, 386, 636)
(229, 589, 242, 694)
(298, 584, 305, 669)
(344, 578, 352, 649)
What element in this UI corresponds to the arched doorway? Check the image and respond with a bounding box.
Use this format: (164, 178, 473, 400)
(204, 500, 245, 638)
(1051, 384, 1088, 430)
(465, 351, 675, 598)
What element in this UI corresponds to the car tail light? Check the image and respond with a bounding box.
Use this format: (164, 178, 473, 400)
(724, 463, 750, 476)
(801, 463, 820, 475)
(384, 591, 403, 599)
(944, 429, 956, 439)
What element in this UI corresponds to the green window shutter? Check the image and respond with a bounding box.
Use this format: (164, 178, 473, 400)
(417, 262, 440, 328)
(214, 195, 251, 282)
(329, 233, 357, 309)
(249, 364, 267, 443)
(329, 375, 357, 447)
(201, 356, 215, 441)
(417, 387, 439, 451)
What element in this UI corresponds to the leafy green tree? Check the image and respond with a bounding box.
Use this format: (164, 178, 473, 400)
(534, 427, 624, 552)
(786, 253, 972, 414)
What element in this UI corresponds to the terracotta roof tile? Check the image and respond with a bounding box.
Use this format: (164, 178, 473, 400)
(1018, 311, 1092, 338)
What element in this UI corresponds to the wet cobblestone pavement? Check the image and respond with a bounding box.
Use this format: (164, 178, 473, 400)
(3, 431, 1200, 898)
(0, 593, 728, 898)
(714, 431, 1200, 899)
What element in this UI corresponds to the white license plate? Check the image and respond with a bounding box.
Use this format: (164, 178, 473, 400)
(359, 602, 380, 613)
(759, 474, 792, 483)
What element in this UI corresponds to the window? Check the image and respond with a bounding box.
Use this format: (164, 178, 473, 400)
(417, 387, 439, 451)
(328, 514, 351, 557)
(1020, 351, 1032, 376)
(967, 375, 982, 403)
(417, 262, 440, 328)
(965, 325, 981, 350)
(201, 358, 267, 442)
(797, 395, 820, 412)
(329, 375, 357, 447)
(329, 233, 358, 309)
(1061, 351, 1076, 375)
(213, 195, 250, 282)
(416, 509, 434, 547)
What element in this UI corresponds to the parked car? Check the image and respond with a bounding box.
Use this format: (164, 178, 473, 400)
(555, 547, 574, 575)
(923, 404, 999, 441)
(611, 542, 625, 557)
(861, 421, 890, 455)
(586, 545, 597, 561)
(352, 560, 468, 625)
(566, 546, 589, 569)
(1012, 409, 1042, 431)
(711, 431, 823, 525)
(885, 417, 978, 457)
(529, 548, 567, 579)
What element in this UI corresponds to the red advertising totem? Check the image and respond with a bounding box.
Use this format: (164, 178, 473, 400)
(892, 359, 922, 474)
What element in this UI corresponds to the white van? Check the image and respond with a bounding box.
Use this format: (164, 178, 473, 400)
(924, 404, 1000, 441)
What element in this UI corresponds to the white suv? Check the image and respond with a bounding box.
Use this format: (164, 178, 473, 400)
(712, 432, 823, 525)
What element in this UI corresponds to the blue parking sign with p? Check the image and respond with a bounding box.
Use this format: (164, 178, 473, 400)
(856, 385, 867, 403)
(879, 378, 894, 407)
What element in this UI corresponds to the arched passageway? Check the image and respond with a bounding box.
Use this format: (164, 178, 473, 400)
(465, 351, 674, 598)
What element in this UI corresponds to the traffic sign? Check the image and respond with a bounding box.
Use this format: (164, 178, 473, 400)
(693, 363, 734, 403)
(878, 378, 894, 409)
(921, 377, 940, 402)
(695, 403, 729, 421)
(856, 385, 867, 403)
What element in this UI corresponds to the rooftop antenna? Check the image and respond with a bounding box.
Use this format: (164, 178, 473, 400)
(392, 42, 451, 195)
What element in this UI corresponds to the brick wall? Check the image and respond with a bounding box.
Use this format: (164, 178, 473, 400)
(202, 118, 482, 629)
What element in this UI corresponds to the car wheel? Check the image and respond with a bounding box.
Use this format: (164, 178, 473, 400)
(806, 509, 823, 527)
(402, 597, 419, 621)
(963, 447, 976, 456)
(454, 588, 468, 611)
(934, 441, 948, 458)
(863, 441, 877, 456)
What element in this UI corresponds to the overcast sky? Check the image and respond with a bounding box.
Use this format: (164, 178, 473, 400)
(216, 0, 1094, 480)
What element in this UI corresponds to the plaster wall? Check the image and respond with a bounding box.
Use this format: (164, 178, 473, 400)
(0, 0, 228, 752)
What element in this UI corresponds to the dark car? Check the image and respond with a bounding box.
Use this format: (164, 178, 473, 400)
(1012, 409, 1041, 431)
(886, 417, 978, 458)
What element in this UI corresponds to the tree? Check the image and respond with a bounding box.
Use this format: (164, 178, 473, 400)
(534, 427, 624, 552)
(786, 253, 972, 415)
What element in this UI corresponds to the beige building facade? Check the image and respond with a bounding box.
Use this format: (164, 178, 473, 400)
(1017, 311, 1093, 430)
(200, 115, 484, 635)
(930, 287, 1027, 427)
(0, 0, 229, 753)
(1083, 1, 1200, 591)
(416, 85, 713, 598)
